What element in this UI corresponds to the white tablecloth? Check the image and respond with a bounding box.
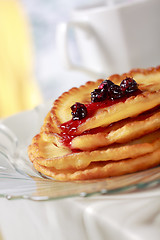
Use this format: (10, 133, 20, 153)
(0, 97, 160, 240)
(0, 187, 160, 240)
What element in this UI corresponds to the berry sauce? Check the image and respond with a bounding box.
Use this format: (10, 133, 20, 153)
(60, 88, 142, 147)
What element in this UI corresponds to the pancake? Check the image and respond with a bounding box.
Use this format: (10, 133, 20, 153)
(28, 66, 160, 181)
(50, 67, 160, 133)
(42, 107, 160, 151)
(33, 149, 160, 181)
(29, 130, 160, 170)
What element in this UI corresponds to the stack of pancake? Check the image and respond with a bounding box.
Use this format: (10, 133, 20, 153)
(28, 66, 160, 181)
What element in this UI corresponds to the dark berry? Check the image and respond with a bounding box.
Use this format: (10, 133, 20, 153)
(98, 79, 114, 90)
(91, 88, 107, 102)
(71, 102, 87, 120)
(108, 84, 123, 99)
(120, 77, 138, 93)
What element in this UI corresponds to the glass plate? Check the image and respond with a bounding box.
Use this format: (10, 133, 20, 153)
(0, 101, 160, 201)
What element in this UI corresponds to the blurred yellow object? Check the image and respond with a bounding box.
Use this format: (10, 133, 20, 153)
(0, 0, 42, 118)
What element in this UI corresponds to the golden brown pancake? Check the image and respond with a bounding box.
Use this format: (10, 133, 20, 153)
(42, 107, 160, 151)
(33, 149, 160, 181)
(28, 66, 160, 181)
(29, 130, 160, 170)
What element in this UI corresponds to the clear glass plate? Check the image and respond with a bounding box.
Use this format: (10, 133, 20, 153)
(0, 101, 160, 201)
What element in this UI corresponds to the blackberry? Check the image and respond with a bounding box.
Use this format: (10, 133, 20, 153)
(120, 77, 138, 93)
(98, 79, 114, 90)
(91, 88, 107, 102)
(71, 102, 87, 120)
(108, 84, 123, 99)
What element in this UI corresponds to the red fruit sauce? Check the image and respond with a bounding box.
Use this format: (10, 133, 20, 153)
(60, 90, 142, 147)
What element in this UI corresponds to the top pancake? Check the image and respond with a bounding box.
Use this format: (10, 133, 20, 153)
(50, 67, 160, 134)
(41, 107, 160, 151)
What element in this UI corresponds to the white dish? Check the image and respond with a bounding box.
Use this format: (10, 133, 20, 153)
(0, 101, 160, 201)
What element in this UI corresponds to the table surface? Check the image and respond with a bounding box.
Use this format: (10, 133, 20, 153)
(0, 187, 160, 240)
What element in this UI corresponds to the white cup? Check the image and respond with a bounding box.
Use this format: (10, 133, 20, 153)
(56, 0, 160, 78)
